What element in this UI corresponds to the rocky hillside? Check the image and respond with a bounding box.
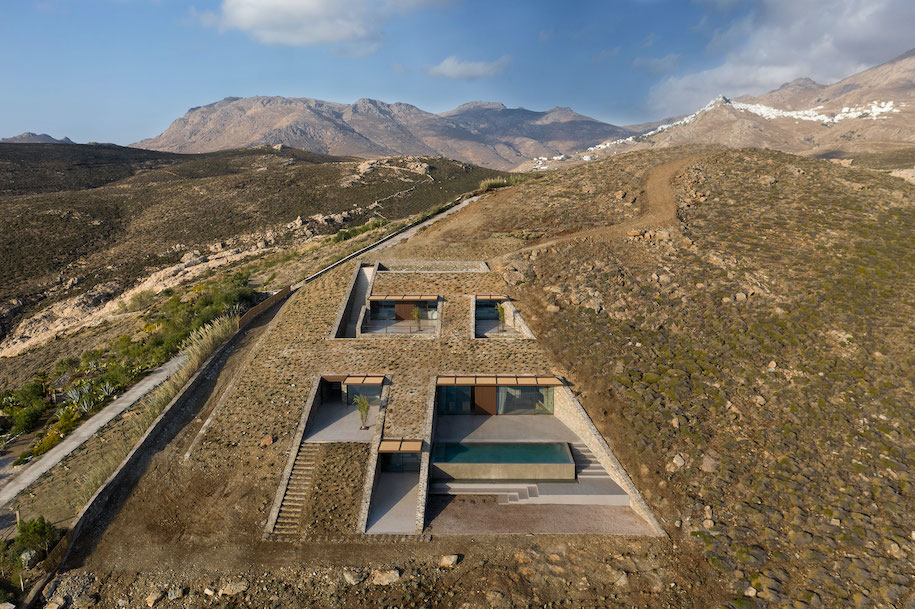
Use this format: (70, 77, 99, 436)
(381, 146, 915, 607)
(578, 48, 915, 162)
(134, 97, 630, 170)
(0, 143, 502, 359)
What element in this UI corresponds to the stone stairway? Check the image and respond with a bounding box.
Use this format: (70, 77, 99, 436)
(570, 442, 612, 480)
(271, 443, 321, 539)
(429, 480, 540, 504)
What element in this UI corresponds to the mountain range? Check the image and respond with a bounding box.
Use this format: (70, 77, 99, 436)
(133, 98, 631, 170)
(580, 48, 915, 161)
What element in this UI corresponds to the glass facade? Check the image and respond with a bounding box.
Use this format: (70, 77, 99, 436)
(369, 300, 438, 321)
(380, 452, 421, 472)
(437, 385, 473, 414)
(475, 300, 501, 320)
(347, 384, 382, 405)
(436, 385, 553, 415)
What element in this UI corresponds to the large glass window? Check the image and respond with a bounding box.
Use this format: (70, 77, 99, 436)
(436, 385, 553, 415)
(380, 452, 420, 472)
(347, 384, 382, 405)
(497, 386, 553, 415)
(475, 301, 500, 320)
(436, 386, 473, 414)
(370, 302, 396, 320)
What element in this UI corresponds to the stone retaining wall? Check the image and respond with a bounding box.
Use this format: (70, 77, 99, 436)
(553, 384, 665, 536)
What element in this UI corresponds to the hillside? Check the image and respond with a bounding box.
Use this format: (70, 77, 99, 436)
(369, 147, 915, 606)
(134, 96, 630, 170)
(27, 147, 915, 608)
(0, 143, 503, 360)
(575, 48, 915, 163)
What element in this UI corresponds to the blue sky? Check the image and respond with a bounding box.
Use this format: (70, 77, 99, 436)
(1, 0, 912, 144)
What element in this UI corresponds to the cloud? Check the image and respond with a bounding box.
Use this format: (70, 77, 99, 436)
(200, 0, 446, 48)
(427, 55, 511, 80)
(592, 47, 621, 64)
(649, 0, 915, 116)
(633, 53, 680, 74)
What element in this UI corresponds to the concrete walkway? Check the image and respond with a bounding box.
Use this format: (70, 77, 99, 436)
(0, 353, 188, 507)
(366, 472, 419, 534)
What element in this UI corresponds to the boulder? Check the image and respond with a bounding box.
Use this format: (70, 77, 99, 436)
(700, 455, 718, 473)
(439, 554, 460, 568)
(20, 549, 40, 569)
(219, 581, 248, 597)
(342, 571, 365, 585)
(145, 591, 163, 607)
(371, 569, 401, 585)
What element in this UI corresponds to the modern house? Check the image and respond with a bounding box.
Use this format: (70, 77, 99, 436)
(267, 260, 661, 540)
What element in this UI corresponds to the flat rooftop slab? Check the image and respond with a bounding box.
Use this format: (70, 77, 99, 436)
(434, 415, 579, 443)
(425, 495, 655, 535)
(303, 401, 379, 443)
(366, 472, 419, 534)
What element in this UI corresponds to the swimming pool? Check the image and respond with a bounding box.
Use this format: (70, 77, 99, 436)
(430, 442, 575, 480)
(433, 442, 571, 463)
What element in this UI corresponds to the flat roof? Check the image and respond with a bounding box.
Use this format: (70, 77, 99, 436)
(343, 375, 386, 386)
(368, 294, 439, 302)
(378, 438, 423, 453)
(475, 294, 508, 301)
(323, 374, 386, 385)
(436, 375, 563, 387)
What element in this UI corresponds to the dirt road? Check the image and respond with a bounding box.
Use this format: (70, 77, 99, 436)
(496, 155, 699, 261)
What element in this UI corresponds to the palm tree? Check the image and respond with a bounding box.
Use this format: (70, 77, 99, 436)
(412, 305, 421, 332)
(354, 394, 371, 430)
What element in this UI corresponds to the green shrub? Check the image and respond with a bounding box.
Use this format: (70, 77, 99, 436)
(53, 356, 80, 376)
(12, 404, 45, 434)
(16, 516, 58, 554)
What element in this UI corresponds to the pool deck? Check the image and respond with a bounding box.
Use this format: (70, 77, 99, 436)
(434, 414, 578, 443)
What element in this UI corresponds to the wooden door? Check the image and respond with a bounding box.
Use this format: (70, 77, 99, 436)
(473, 386, 498, 415)
(394, 302, 414, 320)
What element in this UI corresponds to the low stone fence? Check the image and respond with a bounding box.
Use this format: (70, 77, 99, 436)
(239, 286, 290, 331)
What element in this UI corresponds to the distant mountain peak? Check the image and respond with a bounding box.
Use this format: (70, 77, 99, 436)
(1, 132, 74, 144)
(442, 101, 509, 114)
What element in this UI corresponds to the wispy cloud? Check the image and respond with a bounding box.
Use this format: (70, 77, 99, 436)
(633, 53, 680, 73)
(650, 0, 915, 116)
(427, 55, 511, 80)
(592, 47, 621, 64)
(198, 0, 446, 50)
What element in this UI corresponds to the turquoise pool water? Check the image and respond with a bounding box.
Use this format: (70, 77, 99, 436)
(432, 442, 571, 464)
